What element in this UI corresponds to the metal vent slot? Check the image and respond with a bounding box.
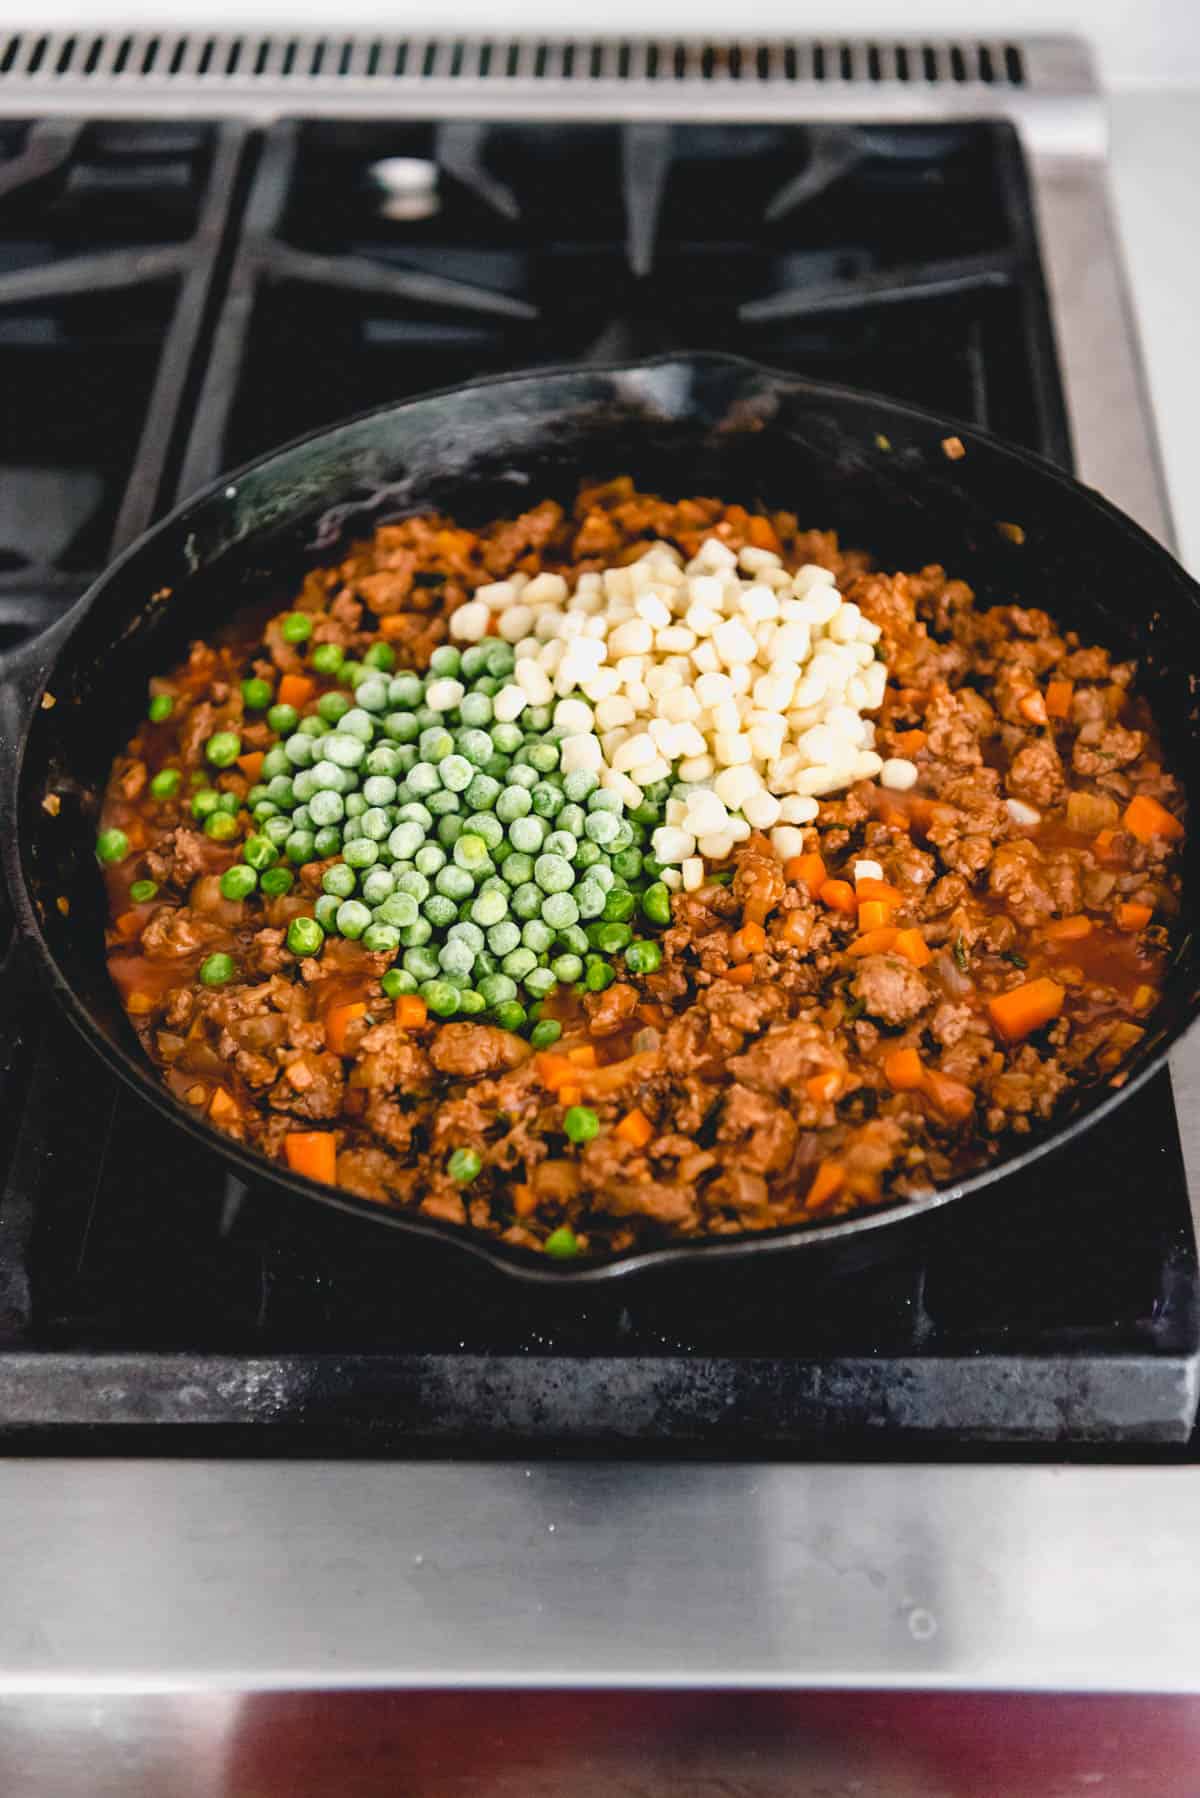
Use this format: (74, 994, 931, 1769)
(0, 30, 1029, 91)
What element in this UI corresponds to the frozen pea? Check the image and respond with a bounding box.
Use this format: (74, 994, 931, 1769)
(484, 642, 514, 679)
(439, 754, 474, 793)
(408, 762, 441, 797)
(458, 690, 493, 727)
(343, 838, 379, 869)
(524, 966, 557, 1000)
(285, 829, 316, 864)
(284, 733, 315, 768)
(453, 833, 490, 873)
(457, 728, 493, 768)
(589, 865, 615, 896)
(339, 708, 375, 743)
(543, 829, 577, 861)
(448, 920, 486, 954)
(263, 816, 293, 847)
(509, 815, 546, 854)
(437, 863, 475, 899)
(491, 721, 523, 754)
(383, 711, 419, 744)
(530, 782, 564, 819)
(511, 882, 543, 920)
(381, 968, 419, 997)
(439, 938, 476, 981)
(552, 952, 584, 983)
(541, 891, 580, 931)
(527, 742, 559, 775)
(437, 815, 463, 849)
(524, 704, 552, 732)
(487, 920, 521, 957)
(396, 801, 434, 830)
(427, 789, 461, 817)
(314, 894, 341, 931)
(587, 788, 622, 814)
(394, 869, 431, 902)
(575, 840, 602, 869)
(563, 769, 598, 803)
(336, 899, 372, 939)
(388, 821, 425, 861)
(414, 705, 438, 730)
(365, 746, 404, 781)
(324, 733, 366, 769)
(395, 745, 418, 773)
(362, 923, 401, 954)
(611, 821, 635, 852)
(309, 788, 345, 827)
(423, 894, 458, 928)
(297, 715, 329, 740)
(429, 645, 461, 678)
(506, 763, 537, 791)
(534, 853, 573, 894)
(404, 945, 441, 983)
(292, 769, 318, 804)
(388, 672, 424, 708)
(314, 826, 341, 858)
(361, 867, 397, 905)
(362, 774, 397, 807)
(375, 891, 420, 929)
(556, 923, 590, 957)
(501, 946, 537, 981)
(356, 677, 389, 712)
(464, 812, 503, 850)
(478, 972, 517, 1008)
(344, 792, 367, 818)
(483, 754, 511, 782)
(584, 809, 620, 846)
(312, 759, 351, 793)
(470, 887, 509, 928)
(504, 851, 534, 886)
(400, 916, 433, 948)
(318, 690, 352, 726)
(415, 844, 446, 876)
(575, 879, 606, 918)
(266, 774, 296, 808)
(465, 773, 501, 812)
(522, 919, 554, 954)
(612, 847, 643, 880)
(457, 989, 487, 1016)
(558, 803, 586, 838)
(360, 807, 391, 842)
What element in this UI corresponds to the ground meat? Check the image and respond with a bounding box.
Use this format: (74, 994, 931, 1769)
(852, 955, 932, 1027)
(102, 481, 1183, 1258)
(428, 1024, 532, 1081)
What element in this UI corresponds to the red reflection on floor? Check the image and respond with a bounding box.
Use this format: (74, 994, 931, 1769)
(224, 1689, 1200, 1796)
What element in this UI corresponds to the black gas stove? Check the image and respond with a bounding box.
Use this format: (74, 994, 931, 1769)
(0, 112, 1194, 1448)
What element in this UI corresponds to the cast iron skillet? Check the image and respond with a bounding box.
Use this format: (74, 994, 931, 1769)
(0, 353, 1197, 1284)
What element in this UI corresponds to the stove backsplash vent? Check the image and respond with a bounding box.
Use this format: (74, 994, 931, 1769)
(0, 32, 1099, 117)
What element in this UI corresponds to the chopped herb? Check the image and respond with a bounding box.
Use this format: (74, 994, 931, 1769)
(1003, 949, 1028, 969)
(843, 992, 866, 1021)
(707, 868, 735, 885)
(953, 934, 970, 974)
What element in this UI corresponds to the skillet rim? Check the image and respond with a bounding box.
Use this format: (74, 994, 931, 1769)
(4, 349, 1197, 1284)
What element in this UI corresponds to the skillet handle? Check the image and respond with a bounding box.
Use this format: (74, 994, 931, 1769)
(0, 621, 75, 941)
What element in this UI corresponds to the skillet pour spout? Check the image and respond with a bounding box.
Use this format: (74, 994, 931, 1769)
(1, 353, 1197, 1283)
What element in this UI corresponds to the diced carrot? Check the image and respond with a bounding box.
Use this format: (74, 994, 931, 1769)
(1019, 690, 1048, 725)
(285, 1131, 337, 1184)
(1042, 914, 1093, 942)
(1045, 679, 1074, 720)
(883, 1047, 925, 1091)
(615, 1108, 654, 1149)
(847, 927, 900, 958)
(114, 910, 143, 940)
(277, 673, 315, 710)
(558, 1084, 583, 1109)
(1115, 901, 1153, 931)
(512, 1183, 538, 1219)
(394, 994, 428, 1029)
(378, 614, 414, 641)
(568, 1044, 598, 1067)
(784, 852, 826, 893)
(987, 977, 1065, 1043)
(1093, 828, 1121, 863)
(747, 515, 783, 554)
(805, 1160, 846, 1214)
(1122, 794, 1183, 844)
(922, 1068, 975, 1122)
(857, 900, 894, 934)
(1133, 984, 1157, 1013)
(855, 878, 905, 906)
(819, 879, 857, 915)
(723, 962, 756, 985)
(208, 1087, 239, 1124)
(730, 920, 766, 961)
(324, 999, 367, 1055)
(126, 992, 156, 1015)
(806, 1070, 841, 1105)
(892, 928, 932, 968)
(892, 730, 927, 755)
(536, 1051, 575, 1091)
(236, 751, 265, 782)
(878, 803, 912, 832)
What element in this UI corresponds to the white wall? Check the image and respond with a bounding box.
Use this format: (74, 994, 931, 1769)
(14, 1, 1200, 90)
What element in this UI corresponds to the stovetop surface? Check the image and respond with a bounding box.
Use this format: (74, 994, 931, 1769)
(0, 111, 1194, 1449)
